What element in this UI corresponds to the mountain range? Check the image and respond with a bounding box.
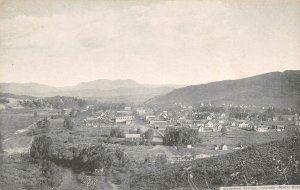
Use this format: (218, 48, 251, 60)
(147, 70, 300, 108)
(1, 70, 300, 107)
(0, 79, 184, 102)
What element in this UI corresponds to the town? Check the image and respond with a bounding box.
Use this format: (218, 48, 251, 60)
(1, 95, 300, 189)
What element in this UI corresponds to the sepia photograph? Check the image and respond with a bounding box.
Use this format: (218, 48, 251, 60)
(0, 0, 300, 189)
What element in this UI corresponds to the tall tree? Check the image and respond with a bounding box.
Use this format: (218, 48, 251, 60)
(63, 116, 74, 130)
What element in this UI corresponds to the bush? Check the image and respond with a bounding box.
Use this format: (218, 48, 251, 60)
(30, 135, 53, 159)
(0, 131, 3, 153)
(77, 144, 113, 172)
(63, 116, 74, 130)
(39, 159, 62, 188)
(36, 117, 51, 133)
(110, 127, 124, 138)
(115, 147, 130, 167)
(155, 154, 167, 167)
(163, 127, 201, 146)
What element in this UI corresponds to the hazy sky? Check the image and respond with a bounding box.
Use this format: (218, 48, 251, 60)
(0, 0, 299, 87)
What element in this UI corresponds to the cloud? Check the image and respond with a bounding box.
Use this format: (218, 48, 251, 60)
(0, 0, 299, 86)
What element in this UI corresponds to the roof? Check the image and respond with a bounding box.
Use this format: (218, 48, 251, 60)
(125, 134, 141, 138)
(257, 126, 268, 129)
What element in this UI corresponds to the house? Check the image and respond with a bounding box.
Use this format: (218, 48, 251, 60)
(145, 115, 156, 122)
(286, 125, 300, 132)
(124, 106, 131, 111)
(296, 120, 300, 126)
(214, 144, 228, 151)
(125, 134, 142, 142)
(238, 122, 249, 128)
(198, 126, 205, 132)
(218, 120, 225, 124)
(152, 137, 163, 145)
(204, 121, 214, 128)
(136, 109, 146, 116)
(231, 122, 236, 127)
(149, 120, 168, 125)
(219, 144, 228, 150)
(220, 113, 226, 118)
(255, 126, 268, 132)
(151, 130, 164, 145)
(115, 116, 134, 124)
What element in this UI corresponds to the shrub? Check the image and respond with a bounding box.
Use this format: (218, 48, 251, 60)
(30, 135, 53, 159)
(110, 127, 124, 138)
(36, 117, 51, 133)
(63, 116, 74, 130)
(163, 127, 201, 146)
(39, 159, 62, 188)
(0, 131, 3, 153)
(77, 144, 113, 172)
(155, 154, 167, 167)
(115, 147, 130, 167)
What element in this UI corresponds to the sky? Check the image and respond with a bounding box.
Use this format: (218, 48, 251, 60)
(0, 0, 299, 87)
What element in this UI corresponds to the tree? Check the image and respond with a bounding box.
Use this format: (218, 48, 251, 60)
(155, 154, 167, 167)
(63, 116, 74, 130)
(144, 154, 151, 163)
(39, 159, 62, 188)
(78, 144, 113, 172)
(110, 127, 124, 138)
(221, 126, 228, 136)
(61, 108, 65, 116)
(144, 129, 154, 145)
(163, 127, 201, 146)
(30, 135, 53, 159)
(137, 128, 142, 134)
(115, 147, 130, 167)
(33, 111, 38, 117)
(0, 131, 3, 153)
(37, 117, 50, 130)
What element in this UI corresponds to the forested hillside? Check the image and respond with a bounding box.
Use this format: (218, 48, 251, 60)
(129, 137, 300, 190)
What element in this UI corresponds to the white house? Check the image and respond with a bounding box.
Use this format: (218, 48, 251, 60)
(115, 116, 134, 124)
(214, 144, 228, 151)
(239, 122, 249, 128)
(256, 126, 268, 132)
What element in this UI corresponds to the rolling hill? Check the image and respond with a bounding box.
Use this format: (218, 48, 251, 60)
(0, 80, 184, 102)
(147, 70, 300, 108)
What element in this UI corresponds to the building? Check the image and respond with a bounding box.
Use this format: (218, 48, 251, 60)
(145, 115, 156, 122)
(204, 121, 214, 128)
(149, 120, 168, 125)
(136, 109, 146, 116)
(239, 122, 249, 128)
(255, 126, 268, 132)
(286, 125, 300, 132)
(124, 106, 131, 111)
(152, 137, 163, 145)
(219, 144, 228, 150)
(214, 144, 228, 151)
(125, 134, 142, 143)
(115, 115, 134, 124)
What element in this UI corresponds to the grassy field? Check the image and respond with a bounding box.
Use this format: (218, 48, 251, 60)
(200, 127, 289, 147)
(0, 109, 44, 138)
(46, 119, 290, 164)
(0, 155, 42, 190)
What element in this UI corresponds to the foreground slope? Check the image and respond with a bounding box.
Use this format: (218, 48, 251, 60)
(148, 70, 300, 108)
(129, 137, 300, 190)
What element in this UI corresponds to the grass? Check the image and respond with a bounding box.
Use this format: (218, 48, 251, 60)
(0, 110, 45, 138)
(0, 154, 42, 190)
